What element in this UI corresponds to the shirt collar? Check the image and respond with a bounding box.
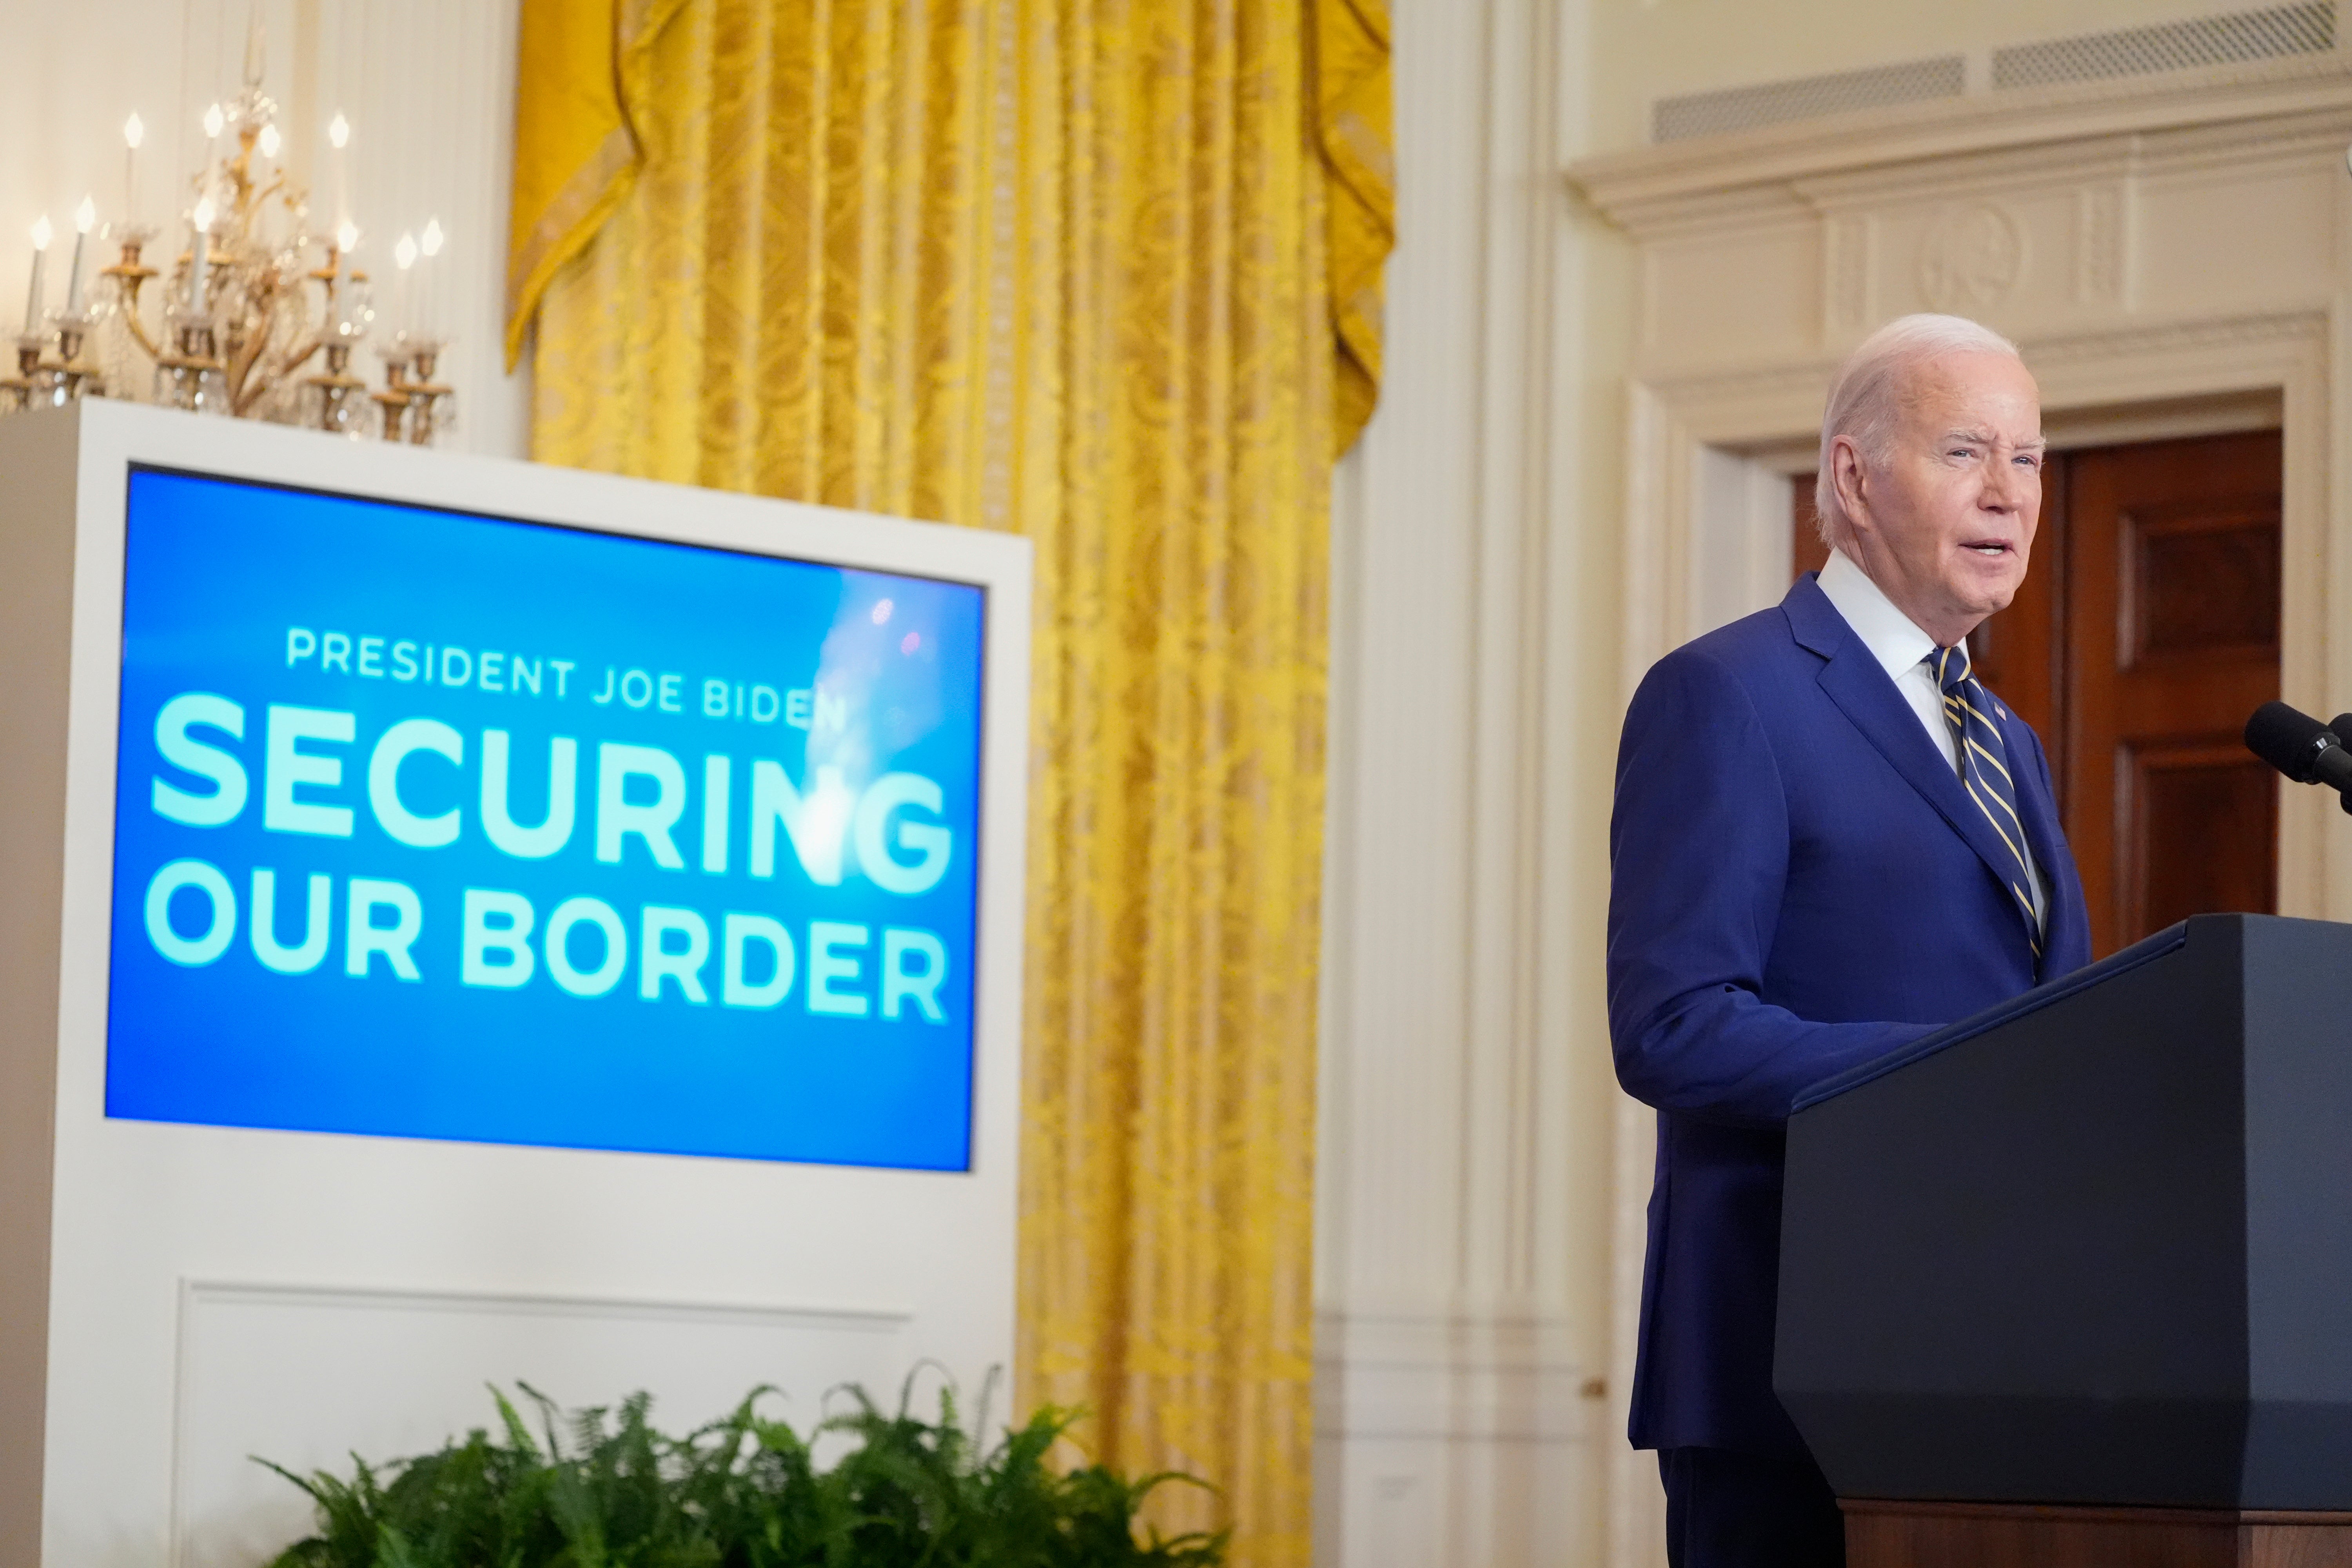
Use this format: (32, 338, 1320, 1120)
(1815, 549, 1941, 683)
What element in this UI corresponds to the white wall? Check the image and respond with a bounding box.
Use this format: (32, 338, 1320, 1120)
(0, 0, 528, 460)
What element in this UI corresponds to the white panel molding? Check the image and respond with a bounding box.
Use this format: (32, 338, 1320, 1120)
(1314, 1309, 1596, 1568)
(1316, 1310, 1590, 1446)
(1601, 1100, 1660, 1568)
(1573, 60, 2352, 1565)
(1317, 0, 1608, 1561)
(177, 1276, 912, 1337)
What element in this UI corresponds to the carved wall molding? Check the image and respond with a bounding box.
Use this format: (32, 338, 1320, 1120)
(2027, 305, 2334, 364)
(1918, 202, 2028, 313)
(2075, 182, 2127, 305)
(1824, 214, 1874, 334)
(1568, 53, 2352, 231)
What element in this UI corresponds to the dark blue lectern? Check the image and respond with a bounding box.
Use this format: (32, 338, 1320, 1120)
(1779, 914, 2352, 1564)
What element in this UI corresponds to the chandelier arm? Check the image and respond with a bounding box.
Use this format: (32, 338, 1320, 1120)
(117, 279, 163, 362)
(226, 320, 274, 413)
(230, 353, 275, 416)
(246, 334, 326, 414)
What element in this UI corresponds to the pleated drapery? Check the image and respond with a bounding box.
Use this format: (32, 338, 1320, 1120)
(506, 6, 1392, 1563)
(1313, 0, 1393, 453)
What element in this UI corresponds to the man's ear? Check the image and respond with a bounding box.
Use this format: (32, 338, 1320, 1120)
(1828, 434, 1871, 538)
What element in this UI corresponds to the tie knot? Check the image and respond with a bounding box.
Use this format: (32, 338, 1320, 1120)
(1932, 643, 1973, 693)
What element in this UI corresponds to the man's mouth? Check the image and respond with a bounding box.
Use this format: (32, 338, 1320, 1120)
(1964, 541, 2013, 557)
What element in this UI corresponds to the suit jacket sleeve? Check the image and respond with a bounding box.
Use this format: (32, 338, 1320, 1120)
(1606, 647, 1936, 1127)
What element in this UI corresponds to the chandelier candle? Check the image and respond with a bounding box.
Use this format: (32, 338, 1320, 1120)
(328, 112, 350, 231)
(122, 114, 144, 225)
(417, 218, 444, 336)
(65, 199, 94, 316)
(189, 199, 213, 316)
(393, 231, 416, 334)
(24, 216, 51, 336)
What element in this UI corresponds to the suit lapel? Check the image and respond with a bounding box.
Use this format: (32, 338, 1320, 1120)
(1784, 577, 2041, 933)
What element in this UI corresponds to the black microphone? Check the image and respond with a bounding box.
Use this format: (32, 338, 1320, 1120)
(2246, 701, 2352, 812)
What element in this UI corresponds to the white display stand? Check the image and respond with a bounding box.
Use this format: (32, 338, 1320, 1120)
(0, 402, 1031, 1568)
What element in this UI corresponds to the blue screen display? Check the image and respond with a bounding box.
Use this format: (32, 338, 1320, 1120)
(107, 468, 986, 1170)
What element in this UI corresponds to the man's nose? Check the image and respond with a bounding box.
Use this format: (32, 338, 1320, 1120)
(1982, 461, 2026, 512)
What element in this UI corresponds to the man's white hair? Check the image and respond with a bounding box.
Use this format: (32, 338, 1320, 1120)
(1813, 313, 2022, 554)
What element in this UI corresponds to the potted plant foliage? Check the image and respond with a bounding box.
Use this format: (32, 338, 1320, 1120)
(261, 1378, 1225, 1568)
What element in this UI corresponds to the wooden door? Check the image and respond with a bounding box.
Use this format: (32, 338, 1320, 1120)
(1791, 428, 2281, 958)
(2061, 432, 2280, 956)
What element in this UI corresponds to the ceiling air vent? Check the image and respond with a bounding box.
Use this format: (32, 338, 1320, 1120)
(1651, 56, 1966, 144)
(1646, 3, 2339, 144)
(1992, 1, 2334, 89)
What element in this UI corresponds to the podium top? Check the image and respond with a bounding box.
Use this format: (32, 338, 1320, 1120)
(1792, 917, 2194, 1112)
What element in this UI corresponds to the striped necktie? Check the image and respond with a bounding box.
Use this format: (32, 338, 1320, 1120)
(1931, 644, 2042, 953)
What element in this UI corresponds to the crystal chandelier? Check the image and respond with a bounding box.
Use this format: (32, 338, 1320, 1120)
(2, 14, 454, 443)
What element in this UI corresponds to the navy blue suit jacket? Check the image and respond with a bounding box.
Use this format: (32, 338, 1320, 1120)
(1606, 573, 2092, 1455)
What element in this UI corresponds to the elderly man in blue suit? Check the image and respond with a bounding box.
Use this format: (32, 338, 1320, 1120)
(1608, 312, 2093, 1567)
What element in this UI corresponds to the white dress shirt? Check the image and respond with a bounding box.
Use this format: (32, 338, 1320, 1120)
(1815, 550, 2047, 926)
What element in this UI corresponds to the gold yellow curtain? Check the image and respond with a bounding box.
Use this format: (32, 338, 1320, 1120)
(506, 5, 1391, 1564)
(1314, 0, 1393, 453)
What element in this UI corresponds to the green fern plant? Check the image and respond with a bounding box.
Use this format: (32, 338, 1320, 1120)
(259, 1376, 1225, 1568)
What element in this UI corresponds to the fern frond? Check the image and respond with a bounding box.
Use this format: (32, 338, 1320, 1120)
(257, 1379, 1228, 1568)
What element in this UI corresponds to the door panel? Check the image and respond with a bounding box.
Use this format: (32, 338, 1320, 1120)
(2119, 739, 2278, 940)
(2063, 431, 2280, 956)
(1790, 426, 2281, 961)
(2120, 501, 2280, 666)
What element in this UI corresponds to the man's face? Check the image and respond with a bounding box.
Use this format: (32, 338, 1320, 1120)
(1837, 350, 2045, 648)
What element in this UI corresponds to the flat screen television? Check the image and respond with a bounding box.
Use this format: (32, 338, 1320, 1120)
(108, 466, 991, 1171)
